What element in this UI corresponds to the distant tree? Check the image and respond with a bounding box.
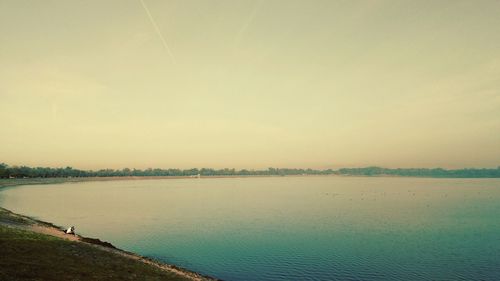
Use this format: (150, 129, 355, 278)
(0, 163, 7, 178)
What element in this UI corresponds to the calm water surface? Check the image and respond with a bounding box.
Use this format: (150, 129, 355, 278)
(1, 177, 500, 280)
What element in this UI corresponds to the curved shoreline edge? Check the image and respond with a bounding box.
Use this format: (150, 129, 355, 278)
(0, 178, 219, 281)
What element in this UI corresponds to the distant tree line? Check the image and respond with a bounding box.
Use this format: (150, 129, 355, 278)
(337, 166, 500, 178)
(0, 163, 499, 178)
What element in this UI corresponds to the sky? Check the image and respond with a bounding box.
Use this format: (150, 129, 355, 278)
(0, 0, 499, 170)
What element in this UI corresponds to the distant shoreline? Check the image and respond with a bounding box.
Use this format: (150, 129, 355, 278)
(0, 174, 320, 189)
(1, 173, 500, 191)
(0, 172, 439, 190)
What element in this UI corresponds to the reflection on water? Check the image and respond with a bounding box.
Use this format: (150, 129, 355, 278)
(1, 177, 500, 281)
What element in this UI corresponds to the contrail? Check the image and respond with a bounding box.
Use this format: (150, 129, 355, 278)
(233, 0, 264, 49)
(139, 0, 176, 64)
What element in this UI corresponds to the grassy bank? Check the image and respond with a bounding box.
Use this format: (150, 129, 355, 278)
(0, 227, 189, 281)
(0, 179, 215, 281)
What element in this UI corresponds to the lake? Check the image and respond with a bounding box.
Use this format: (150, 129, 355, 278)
(1, 176, 500, 280)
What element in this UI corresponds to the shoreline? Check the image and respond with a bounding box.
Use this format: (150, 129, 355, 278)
(0, 178, 219, 281)
(0, 206, 217, 281)
(0, 174, 344, 192)
(2, 176, 498, 280)
(0, 174, 494, 194)
(0, 174, 306, 188)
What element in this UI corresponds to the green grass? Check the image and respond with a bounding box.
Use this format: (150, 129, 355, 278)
(0, 208, 33, 226)
(0, 225, 190, 281)
(0, 178, 208, 280)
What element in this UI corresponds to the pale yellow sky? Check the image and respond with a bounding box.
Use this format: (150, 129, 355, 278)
(1, 0, 499, 169)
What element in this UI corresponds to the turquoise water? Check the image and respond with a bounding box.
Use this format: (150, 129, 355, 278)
(1, 177, 500, 280)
